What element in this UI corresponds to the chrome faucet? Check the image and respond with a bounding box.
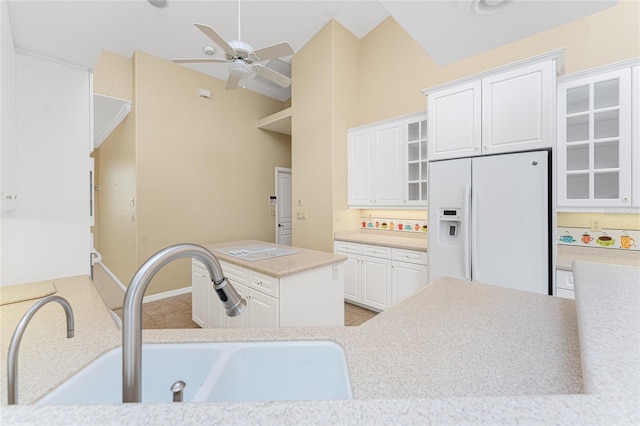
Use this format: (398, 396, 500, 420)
(7, 295, 74, 405)
(122, 243, 246, 403)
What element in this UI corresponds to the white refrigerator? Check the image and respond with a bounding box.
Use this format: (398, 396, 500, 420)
(427, 150, 550, 295)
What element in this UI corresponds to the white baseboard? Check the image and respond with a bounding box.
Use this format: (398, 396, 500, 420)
(98, 261, 127, 292)
(142, 286, 192, 303)
(98, 261, 192, 304)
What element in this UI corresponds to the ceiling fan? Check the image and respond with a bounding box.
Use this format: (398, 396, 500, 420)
(172, 0, 295, 90)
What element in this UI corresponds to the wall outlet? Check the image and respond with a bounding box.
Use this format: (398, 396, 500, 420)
(590, 217, 601, 232)
(296, 211, 306, 220)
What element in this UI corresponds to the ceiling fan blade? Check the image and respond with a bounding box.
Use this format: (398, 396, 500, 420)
(172, 58, 229, 64)
(253, 42, 295, 61)
(194, 23, 236, 56)
(226, 74, 241, 90)
(256, 66, 291, 88)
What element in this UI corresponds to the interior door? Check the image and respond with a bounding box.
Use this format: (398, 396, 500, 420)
(276, 167, 292, 245)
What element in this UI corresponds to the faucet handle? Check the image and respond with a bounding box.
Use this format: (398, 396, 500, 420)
(170, 380, 186, 402)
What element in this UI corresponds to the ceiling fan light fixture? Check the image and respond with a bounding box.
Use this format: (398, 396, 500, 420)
(227, 60, 254, 80)
(147, 0, 168, 9)
(471, 0, 512, 15)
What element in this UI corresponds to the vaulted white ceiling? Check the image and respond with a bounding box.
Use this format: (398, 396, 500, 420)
(7, 0, 617, 101)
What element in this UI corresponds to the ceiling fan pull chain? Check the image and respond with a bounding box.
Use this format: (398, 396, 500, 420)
(237, 0, 242, 42)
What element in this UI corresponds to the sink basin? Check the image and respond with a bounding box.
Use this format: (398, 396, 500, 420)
(37, 343, 222, 405)
(196, 341, 352, 402)
(37, 341, 352, 405)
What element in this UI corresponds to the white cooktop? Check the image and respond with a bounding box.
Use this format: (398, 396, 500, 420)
(212, 244, 299, 262)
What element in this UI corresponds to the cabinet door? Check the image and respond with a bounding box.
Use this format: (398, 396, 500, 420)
(632, 65, 639, 208)
(348, 129, 373, 205)
(482, 60, 554, 154)
(342, 254, 361, 303)
(248, 288, 279, 328)
(361, 256, 392, 311)
(223, 283, 249, 328)
(191, 264, 208, 327)
(557, 68, 632, 207)
(374, 122, 403, 205)
(428, 80, 481, 161)
(404, 116, 428, 206)
(391, 261, 428, 305)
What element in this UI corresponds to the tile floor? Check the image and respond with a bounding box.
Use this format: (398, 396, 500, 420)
(112, 294, 377, 329)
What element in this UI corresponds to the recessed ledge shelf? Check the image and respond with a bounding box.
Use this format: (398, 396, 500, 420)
(257, 107, 291, 136)
(93, 94, 132, 148)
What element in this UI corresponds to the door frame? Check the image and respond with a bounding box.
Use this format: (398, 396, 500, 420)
(275, 167, 292, 245)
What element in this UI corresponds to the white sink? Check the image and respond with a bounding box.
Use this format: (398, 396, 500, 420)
(196, 341, 352, 402)
(37, 343, 222, 405)
(37, 341, 352, 405)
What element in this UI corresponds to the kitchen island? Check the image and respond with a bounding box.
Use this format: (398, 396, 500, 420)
(1, 261, 638, 424)
(194, 240, 347, 328)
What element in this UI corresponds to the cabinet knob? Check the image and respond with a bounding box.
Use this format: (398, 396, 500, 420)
(474, 147, 479, 151)
(623, 196, 629, 202)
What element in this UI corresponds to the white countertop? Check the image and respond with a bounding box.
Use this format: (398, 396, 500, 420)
(334, 230, 427, 251)
(202, 240, 346, 278)
(556, 245, 640, 270)
(2, 263, 638, 424)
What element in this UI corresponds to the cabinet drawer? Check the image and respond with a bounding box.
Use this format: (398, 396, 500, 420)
(248, 271, 279, 298)
(391, 248, 427, 265)
(363, 244, 392, 259)
(556, 288, 575, 300)
(220, 261, 247, 286)
(334, 241, 362, 254)
(556, 270, 574, 291)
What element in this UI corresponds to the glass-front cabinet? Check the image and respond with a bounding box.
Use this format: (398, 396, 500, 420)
(404, 114, 428, 206)
(557, 66, 634, 208)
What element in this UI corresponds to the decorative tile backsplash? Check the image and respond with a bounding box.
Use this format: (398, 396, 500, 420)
(557, 227, 639, 251)
(361, 217, 427, 233)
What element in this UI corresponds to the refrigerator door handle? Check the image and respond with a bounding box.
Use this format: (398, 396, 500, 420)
(472, 184, 479, 282)
(463, 185, 471, 281)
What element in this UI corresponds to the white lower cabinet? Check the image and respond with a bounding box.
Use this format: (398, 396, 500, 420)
(361, 255, 392, 311)
(335, 241, 428, 311)
(556, 270, 575, 300)
(192, 259, 343, 328)
(191, 263, 209, 327)
(392, 259, 429, 305)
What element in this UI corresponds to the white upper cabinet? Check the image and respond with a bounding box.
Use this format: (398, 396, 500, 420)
(348, 112, 428, 208)
(403, 114, 429, 206)
(373, 122, 404, 205)
(347, 129, 374, 206)
(348, 119, 404, 207)
(557, 59, 639, 209)
(481, 60, 554, 154)
(425, 53, 558, 161)
(428, 80, 481, 160)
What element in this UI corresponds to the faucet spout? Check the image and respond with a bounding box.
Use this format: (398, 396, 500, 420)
(122, 243, 246, 403)
(7, 295, 74, 405)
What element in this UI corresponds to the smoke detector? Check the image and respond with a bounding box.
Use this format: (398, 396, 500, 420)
(203, 46, 216, 56)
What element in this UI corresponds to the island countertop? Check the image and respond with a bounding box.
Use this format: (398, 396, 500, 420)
(2, 264, 638, 424)
(201, 240, 346, 278)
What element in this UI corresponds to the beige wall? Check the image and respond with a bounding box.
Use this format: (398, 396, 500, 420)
(93, 50, 133, 100)
(95, 112, 137, 284)
(359, 1, 640, 125)
(331, 22, 364, 235)
(134, 51, 291, 294)
(291, 20, 362, 252)
(93, 51, 137, 285)
(352, 1, 640, 230)
(94, 51, 291, 294)
(291, 22, 334, 251)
